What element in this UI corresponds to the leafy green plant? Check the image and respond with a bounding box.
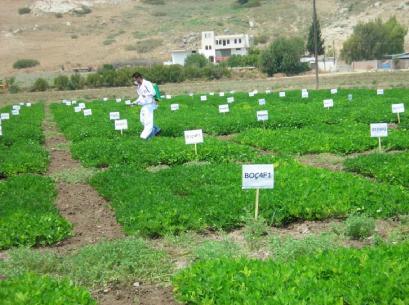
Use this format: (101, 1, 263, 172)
(173, 242, 409, 305)
(243, 215, 269, 249)
(345, 215, 376, 240)
(0, 175, 72, 250)
(0, 273, 96, 305)
(344, 152, 409, 187)
(18, 7, 31, 15)
(192, 239, 242, 261)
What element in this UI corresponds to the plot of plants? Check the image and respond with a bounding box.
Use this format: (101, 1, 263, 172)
(0, 104, 49, 176)
(234, 123, 409, 155)
(0, 273, 96, 305)
(345, 152, 409, 187)
(91, 160, 409, 237)
(173, 242, 409, 305)
(0, 175, 72, 250)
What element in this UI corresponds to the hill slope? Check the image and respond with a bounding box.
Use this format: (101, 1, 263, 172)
(1, 0, 409, 75)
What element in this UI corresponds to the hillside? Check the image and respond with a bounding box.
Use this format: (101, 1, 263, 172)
(1, 0, 409, 76)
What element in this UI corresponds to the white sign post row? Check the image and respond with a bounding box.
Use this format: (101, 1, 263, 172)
(242, 164, 274, 220)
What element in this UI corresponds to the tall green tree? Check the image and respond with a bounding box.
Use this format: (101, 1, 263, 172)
(341, 17, 407, 63)
(185, 54, 209, 68)
(259, 37, 309, 76)
(307, 18, 325, 55)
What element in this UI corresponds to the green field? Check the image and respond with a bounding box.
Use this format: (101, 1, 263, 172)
(2, 87, 409, 304)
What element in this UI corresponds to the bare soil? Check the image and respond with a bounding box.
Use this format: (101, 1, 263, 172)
(43, 108, 124, 254)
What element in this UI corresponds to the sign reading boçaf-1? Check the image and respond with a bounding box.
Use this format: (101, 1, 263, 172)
(370, 123, 388, 138)
(242, 164, 275, 189)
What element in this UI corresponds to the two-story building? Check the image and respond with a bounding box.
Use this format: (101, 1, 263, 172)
(199, 31, 251, 63)
(165, 31, 251, 66)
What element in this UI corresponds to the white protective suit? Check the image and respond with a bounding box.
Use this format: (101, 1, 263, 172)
(136, 79, 158, 139)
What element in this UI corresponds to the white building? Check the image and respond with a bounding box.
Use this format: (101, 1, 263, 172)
(199, 31, 251, 63)
(164, 50, 196, 66)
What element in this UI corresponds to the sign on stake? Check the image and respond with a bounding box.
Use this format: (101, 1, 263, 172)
(184, 129, 203, 156)
(115, 119, 128, 135)
(370, 123, 388, 152)
(200, 95, 207, 102)
(377, 89, 384, 95)
(242, 164, 275, 220)
(279, 91, 286, 98)
(227, 97, 235, 104)
(171, 104, 179, 111)
(331, 88, 338, 94)
(392, 103, 405, 124)
(83, 109, 92, 116)
(109, 112, 120, 120)
(323, 99, 334, 109)
(219, 104, 229, 114)
(258, 98, 266, 106)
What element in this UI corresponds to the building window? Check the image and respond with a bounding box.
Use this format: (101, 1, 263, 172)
(227, 39, 230, 44)
(209, 45, 212, 50)
(239, 38, 242, 43)
(234, 39, 237, 44)
(236, 48, 241, 51)
(223, 40, 226, 46)
(205, 46, 208, 50)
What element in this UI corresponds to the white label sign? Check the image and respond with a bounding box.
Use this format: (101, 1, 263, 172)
(189, 93, 194, 97)
(370, 123, 388, 138)
(219, 92, 225, 97)
(103, 97, 108, 102)
(116, 98, 122, 103)
(13, 105, 21, 111)
(79, 103, 86, 109)
(83, 109, 92, 116)
(12, 110, 19, 116)
(74, 106, 82, 113)
(227, 97, 235, 103)
(348, 94, 353, 101)
(26, 103, 32, 107)
(323, 99, 334, 108)
(253, 90, 258, 95)
(110, 112, 120, 120)
(19, 102, 24, 106)
(257, 110, 268, 121)
(209, 92, 215, 96)
(219, 104, 229, 113)
(377, 89, 384, 95)
(200, 96, 207, 102)
(72, 100, 77, 105)
(184, 129, 204, 145)
(392, 103, 405, 114)
(266, 90, 271, 94)
(1, 113, 10, 120)
(279, 91, 286, 97)
(166, 95, 172, 100)
(302, 91, 309, 98)
(258, 99, 266, 106)
(331, 88, 338, 94)
(242, 164, 274, 190)
(125, 100, 132, 105)
(171, 104, 179, 111)
(0, 126, 2, 136)
(115, 119, 128, 131)
(249, 92, 255, 97)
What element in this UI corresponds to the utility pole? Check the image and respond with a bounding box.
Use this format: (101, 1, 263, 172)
(313, 0, 319, 89)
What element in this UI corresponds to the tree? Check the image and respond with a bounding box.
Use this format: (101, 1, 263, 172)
(185, 54, 209, 68)
(259, 37, 309, 76)
(31, 78, 49, 92)
(54, 75, 70, 91)
(341, 17, 407, 63)
(307, 18, 325, 56)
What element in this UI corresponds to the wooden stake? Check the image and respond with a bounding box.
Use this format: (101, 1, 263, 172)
(378, 137, 382, 152)
(194, 143, 198, 156)
(255, 188, 260, 220)
(397, 112, 401, 124)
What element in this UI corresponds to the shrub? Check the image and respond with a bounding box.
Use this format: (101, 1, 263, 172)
(54, 75, 70, 91)
(18, 7, 31, 15)
(345, 215, 376, 240)
(13, 59, 39, 69)
(73, 5, 92, 16)
(185, 54, 209, 68)
(31, 78, 49, 92)
(68, 74, 85, 90)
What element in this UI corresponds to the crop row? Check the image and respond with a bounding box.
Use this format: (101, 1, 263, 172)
(0, 104, 49, 177)
(91, 160, 409, 237)
(173, 241, 409, 305)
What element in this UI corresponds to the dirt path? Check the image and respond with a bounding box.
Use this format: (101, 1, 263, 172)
(42, 105, 179, 305)
(43, 106, 124, 254)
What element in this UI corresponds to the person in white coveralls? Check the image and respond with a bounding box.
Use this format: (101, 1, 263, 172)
(132, 72, 161, 139)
